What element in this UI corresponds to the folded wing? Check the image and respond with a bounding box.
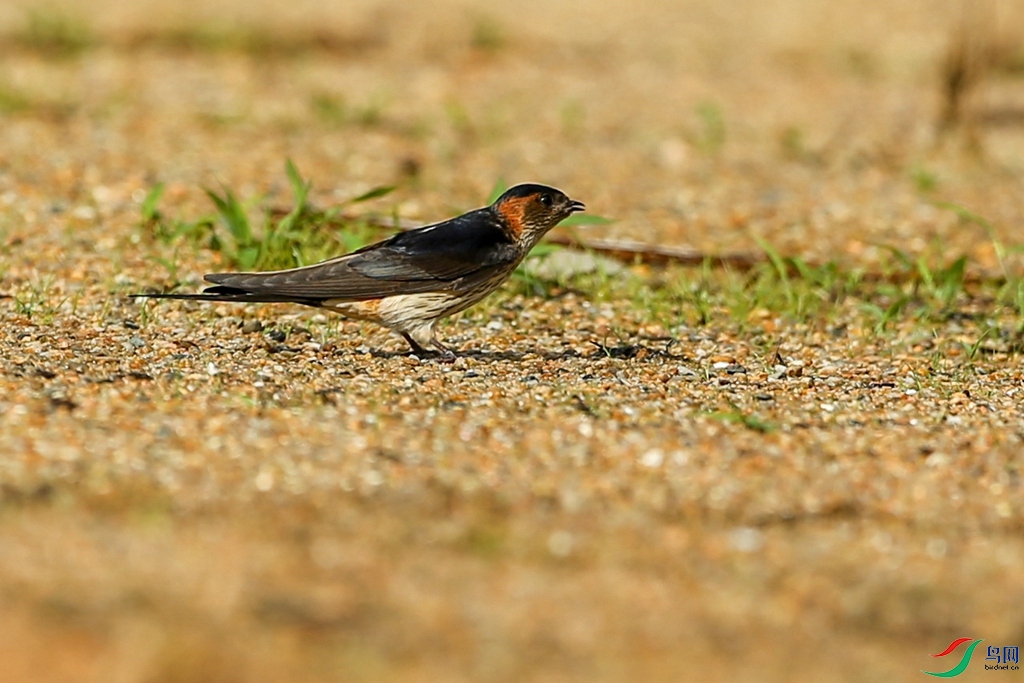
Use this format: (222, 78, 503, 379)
(204, 209, 519, 303)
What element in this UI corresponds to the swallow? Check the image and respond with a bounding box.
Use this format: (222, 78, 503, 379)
(134, 183, 585, 361)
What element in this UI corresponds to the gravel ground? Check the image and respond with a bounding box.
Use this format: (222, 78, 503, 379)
(2, 1, 1024, 681)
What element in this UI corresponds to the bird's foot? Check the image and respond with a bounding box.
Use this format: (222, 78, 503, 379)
(433, 341, 457, 364)
(401, 333, 456, 363)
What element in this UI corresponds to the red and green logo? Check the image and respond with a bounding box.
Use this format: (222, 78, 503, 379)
(923, 638, 983, 677)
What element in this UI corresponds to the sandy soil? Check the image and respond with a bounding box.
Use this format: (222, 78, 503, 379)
(1, 1, 1024, 681)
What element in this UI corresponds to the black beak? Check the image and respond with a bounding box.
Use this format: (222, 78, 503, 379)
(567, 199, 586, 214)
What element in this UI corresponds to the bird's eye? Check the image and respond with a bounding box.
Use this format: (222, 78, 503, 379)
(539, 194, 553, 207)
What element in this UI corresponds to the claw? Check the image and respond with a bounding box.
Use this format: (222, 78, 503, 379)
(433, 339, 457, 364)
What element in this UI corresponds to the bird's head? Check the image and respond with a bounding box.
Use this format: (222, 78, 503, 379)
(491, 184, 585, 247)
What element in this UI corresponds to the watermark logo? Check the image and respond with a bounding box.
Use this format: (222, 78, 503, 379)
(983, 645, 1020, 672)
(923, 638, 1020, 677)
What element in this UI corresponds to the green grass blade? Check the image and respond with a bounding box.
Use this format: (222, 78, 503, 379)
(140, 183, 165, 223)
(205, 186, 253, 246)
(560, 214, 613, 227)
(349, 185, 396, 203)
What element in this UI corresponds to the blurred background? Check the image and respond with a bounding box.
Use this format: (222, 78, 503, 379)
(1, 0, 1022, 263)
(2, 2, 1024, 682)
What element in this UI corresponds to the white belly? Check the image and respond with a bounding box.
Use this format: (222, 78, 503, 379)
(323, 292, 463, 331)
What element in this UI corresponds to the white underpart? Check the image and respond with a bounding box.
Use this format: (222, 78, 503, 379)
(321, 262, 520, 351)
(378, 293, 460, 346)
(324, 292, 469, 349)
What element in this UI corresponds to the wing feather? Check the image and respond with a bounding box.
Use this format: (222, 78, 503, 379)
(203, 209, 519, 302)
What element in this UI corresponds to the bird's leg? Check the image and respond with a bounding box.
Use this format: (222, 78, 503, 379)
(400, 332, 431, 357)
(431, 338, 457, 364)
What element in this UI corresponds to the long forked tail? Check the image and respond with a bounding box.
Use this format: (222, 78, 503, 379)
(129, 286, 320, 306)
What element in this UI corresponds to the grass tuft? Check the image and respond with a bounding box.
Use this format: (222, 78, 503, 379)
(16, 10, 93, 57)
(692, 102, 727, 155)
(0, 83, 31, 115)
(470, 15, 506, 52)
(142, 161, 394, 275)
(705, 404, 776, 433)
